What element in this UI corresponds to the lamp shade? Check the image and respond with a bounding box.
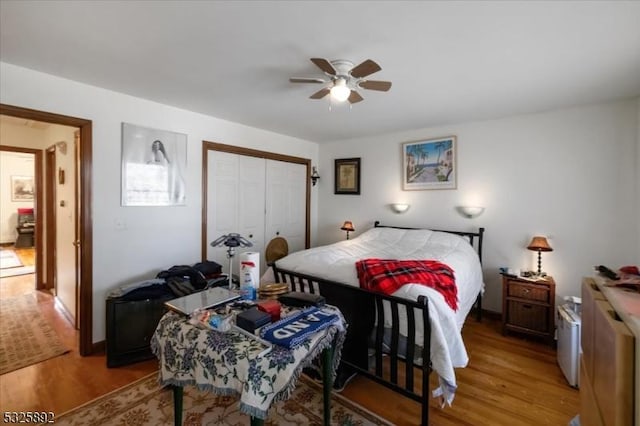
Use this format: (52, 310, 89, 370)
(340, 221, 355, 232)
(330, 78, 350, 102)
(527, 236, 553, 252)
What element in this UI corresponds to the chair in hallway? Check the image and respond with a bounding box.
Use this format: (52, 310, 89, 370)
(15, 208, 35, 248)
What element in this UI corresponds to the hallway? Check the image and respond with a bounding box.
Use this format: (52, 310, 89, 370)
(0, 249, 156, 414)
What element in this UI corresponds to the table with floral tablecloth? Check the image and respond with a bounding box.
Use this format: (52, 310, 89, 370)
(151, 304, 346, 425)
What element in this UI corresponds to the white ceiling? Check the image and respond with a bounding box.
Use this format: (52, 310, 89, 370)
(1, 1, 639, 143)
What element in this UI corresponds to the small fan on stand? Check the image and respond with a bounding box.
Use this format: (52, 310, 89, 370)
(210, 233, 253, 290)
(290, 58, 392, 106)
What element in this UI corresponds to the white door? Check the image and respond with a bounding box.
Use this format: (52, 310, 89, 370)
(207, 150, 239, 272)
(207, 151, 265, 278)
(237, 155, 266, 274)
(265, 160, 306, 256)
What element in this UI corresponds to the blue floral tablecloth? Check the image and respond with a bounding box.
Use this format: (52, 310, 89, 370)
(150, 305, 346, 420)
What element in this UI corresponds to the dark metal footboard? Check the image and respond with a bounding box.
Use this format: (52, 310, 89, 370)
(272, 265, 431, 425)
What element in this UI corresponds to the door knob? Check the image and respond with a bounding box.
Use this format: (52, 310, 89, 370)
(73, 240, 81, 247)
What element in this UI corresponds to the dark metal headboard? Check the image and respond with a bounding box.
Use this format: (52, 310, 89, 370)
(373, 220, 485, 265)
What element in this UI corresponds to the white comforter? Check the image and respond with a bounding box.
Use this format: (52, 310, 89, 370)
(271, 226, 484, 404)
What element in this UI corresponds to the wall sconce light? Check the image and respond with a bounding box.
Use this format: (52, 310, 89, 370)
(310, 166, 320, 186)
(340, 220, 355, 240)
(527, 236, 553, 276)
(55, 141, 67, 155)
(457, 206, 485, 219)
(390, 203, 410, 214)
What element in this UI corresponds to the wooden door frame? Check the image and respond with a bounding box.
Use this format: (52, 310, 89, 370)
(0, 103, 93, 356)
(45, 146, 57, 293)
(201, 141, 312, 261)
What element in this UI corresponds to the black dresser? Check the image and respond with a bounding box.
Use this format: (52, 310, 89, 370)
(106, 292, 174, 367)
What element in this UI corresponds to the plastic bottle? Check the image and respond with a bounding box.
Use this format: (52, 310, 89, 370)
(241, 261, 257, 300)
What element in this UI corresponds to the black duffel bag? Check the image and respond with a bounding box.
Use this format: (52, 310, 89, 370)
(192, 260, 223, 278)
(157, 265, 207, 290)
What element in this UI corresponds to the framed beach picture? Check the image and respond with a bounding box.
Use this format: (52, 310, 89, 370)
(402, 136, 457, 190)
(121, 123, 187, 206)
(11, 176, 35, 201)
(334, 158, 361, 195)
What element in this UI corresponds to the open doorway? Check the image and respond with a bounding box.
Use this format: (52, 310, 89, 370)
(0, 104, 93, 356)
(0, 148, 39, 285)
(0, 147, 41, 283)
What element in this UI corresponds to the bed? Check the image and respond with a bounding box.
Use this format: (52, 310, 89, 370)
(270, 221, 485, 425)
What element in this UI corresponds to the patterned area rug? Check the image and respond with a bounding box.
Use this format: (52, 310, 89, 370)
(54, 372, 392, 425)
(0, 294, 69, 374)
(0, 249, 22, 269)
(0, 265, 35, 278)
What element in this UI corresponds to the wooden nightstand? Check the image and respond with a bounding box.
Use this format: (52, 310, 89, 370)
(502, 274, 556, 345)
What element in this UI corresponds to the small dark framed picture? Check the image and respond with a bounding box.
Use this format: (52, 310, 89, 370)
(334, 158, 361, 195)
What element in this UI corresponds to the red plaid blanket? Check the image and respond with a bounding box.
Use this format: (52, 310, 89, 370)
(355, 258, 458, 311)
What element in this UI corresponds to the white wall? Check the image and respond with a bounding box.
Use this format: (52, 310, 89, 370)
(0, 151, 35, 243)
(0, 62, 320, 342)
(0, 122, 47, 243)
(318, 99, 640, 313)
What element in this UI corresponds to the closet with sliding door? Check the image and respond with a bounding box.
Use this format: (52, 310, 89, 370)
(202, 142, 310, 278)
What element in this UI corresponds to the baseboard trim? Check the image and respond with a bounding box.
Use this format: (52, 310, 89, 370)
(92, 340, 105, 355)
(470, 308, 501, 321)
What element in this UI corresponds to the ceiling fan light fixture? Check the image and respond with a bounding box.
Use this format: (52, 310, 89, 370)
(330, 79, 350, 102)
(290, 58, 390, 105)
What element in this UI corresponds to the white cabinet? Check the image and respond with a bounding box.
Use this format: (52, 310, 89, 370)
(206, 150, 307, 276)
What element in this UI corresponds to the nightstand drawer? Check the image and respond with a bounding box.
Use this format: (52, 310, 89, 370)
(507, 281, 549, 302)
(507, 301, 549, 332)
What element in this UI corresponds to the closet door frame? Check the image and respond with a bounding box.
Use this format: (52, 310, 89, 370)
(201, 141, 311, 261)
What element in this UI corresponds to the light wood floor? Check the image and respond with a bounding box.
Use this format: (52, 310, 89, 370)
(0, 261, 578, 424)
(0, 248, 157, 414)
(342, 317, 579, 425)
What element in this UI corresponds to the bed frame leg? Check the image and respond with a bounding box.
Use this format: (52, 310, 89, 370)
(475, 293, 482, 322)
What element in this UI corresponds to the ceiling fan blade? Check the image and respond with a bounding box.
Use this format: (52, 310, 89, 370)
(290, 77, 325, 84)
(359, 80, 392, 91)
(310, 88, 330, 99)
(348, 90, 364, 104)
(310, 58, 336, 75)
(350, 59, 381, 78)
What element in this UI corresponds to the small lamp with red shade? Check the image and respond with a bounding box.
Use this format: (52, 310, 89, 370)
(527, 236, 553, 276)
(340, 221, 355, 240)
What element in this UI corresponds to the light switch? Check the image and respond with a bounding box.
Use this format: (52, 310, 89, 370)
(114, 218, 127, 230)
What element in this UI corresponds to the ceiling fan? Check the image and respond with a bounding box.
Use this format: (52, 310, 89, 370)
(289, 58, 392, 104)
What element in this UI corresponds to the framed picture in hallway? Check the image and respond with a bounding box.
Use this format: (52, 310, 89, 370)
(402, 136, 457, 190)
(10, 175, 34, 201)
(121, 123, 187, 206)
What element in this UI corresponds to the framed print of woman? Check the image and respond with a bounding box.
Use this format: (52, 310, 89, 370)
(121, 123, 187, 206)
